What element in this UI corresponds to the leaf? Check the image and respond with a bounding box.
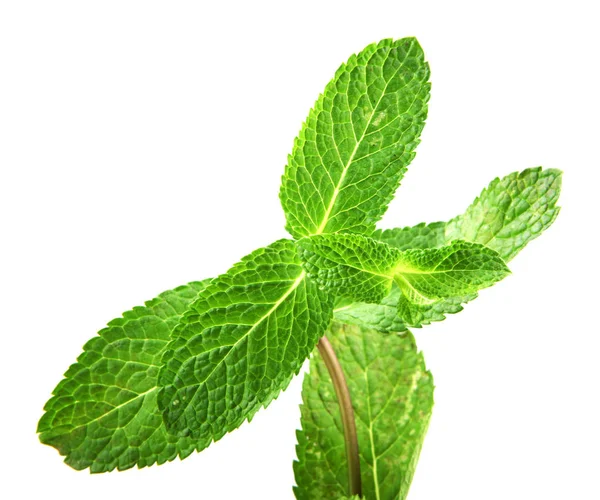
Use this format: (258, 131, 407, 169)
(37, 280, 213, 473)
(280, 38, 430, 239)
(376, 221, 446, 251)
(392, 240, 510, 307)
(294, 322, 434, 500)
(298, 233, 400, 303)
(158, 239, 333, 440)
(378, 167, 562, 263)
(333, 292, 409, 333)
(339, 167, 561, 330)
(445, 167, 562, 261)
(298, 234, 510, 319)
(334, 287, 475, 332)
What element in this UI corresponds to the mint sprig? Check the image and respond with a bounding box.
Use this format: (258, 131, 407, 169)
(38, 38, 561, 500)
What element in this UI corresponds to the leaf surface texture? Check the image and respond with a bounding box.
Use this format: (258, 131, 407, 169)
(338, 168, 561, 330)
(158, 239, 332, 440)
(280, 38, 430, 238)
(37, 281, 212, 472)
(294, 322, 434, 500)
(298, 233, 509, 322)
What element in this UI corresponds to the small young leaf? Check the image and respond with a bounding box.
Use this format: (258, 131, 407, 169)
(392, 240, 510, 307)
(340, 167, 561, 330)
(158, 239, 332, 440)
(280, 38, 430, 238)
(298, 233, 400, 303)
(298, 234, 509, 318)
(294, 322, 434, 500)
(37, 280, 212, 473)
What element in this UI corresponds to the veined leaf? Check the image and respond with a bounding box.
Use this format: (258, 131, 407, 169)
(158, 239, 332, 440)
(298, 233, 400, 303)
(333, 287, 474, 332)
(392, 240, 509, 306)
(298, 234, 509, 319)
(339, 167, 561, 330)
(37, 280, 212, 473)
(378, 167, 562, 262)
(445, 167, 562, 261)
(333, 292, 409, 333)
(376, 221, 446, 251)
(280, 38, 430, 239)
(294, 322, 434, 500)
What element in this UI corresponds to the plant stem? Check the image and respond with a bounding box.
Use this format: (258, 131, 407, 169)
(317, 335, 362, 498)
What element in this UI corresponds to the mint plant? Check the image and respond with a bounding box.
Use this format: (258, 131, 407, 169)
(38, 38, 561, 499)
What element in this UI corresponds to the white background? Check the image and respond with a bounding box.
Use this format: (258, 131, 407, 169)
(1, 1, 598, 498)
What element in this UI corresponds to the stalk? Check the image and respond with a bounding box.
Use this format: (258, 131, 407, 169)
(317, 335, 362, 498)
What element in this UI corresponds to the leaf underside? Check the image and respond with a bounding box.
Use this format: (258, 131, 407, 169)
(334, 287, 475, 332)
(294, 321, 434, 500)
(37, 280, 212, 473)
(280, 37, 430, 238)
(158, 239, 333, 440)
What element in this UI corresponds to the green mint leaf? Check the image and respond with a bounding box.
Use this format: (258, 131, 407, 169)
(339, 167, 561, 330)
(37, 280, 212, 473)
(445, 167, 562, 261)
(397, 289, 476, 329)
(280, 38, 430, 238)
(392, 240, 509, 308)
(298, 233, 400, 303)
(378, 167, 562, 262)
(294, 322, 434, 500)
(298, 234, 509, 318)
(333, 292, 409, 333)
(376, 221, 446, 250)
(333, 286, 475, 332)
(158, 239, 333, 440)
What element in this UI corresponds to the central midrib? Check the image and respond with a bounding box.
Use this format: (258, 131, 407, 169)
(394, 274, 437, 306)
(55, 386, 157, 436)
(61, 272, 308, 435)
(174, 270, 307, 396)
(315, 60, 402, 235)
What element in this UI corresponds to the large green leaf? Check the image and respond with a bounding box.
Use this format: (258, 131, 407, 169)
(158, 239, 333, 440)
(280, 38, 430, 238)
(294, 322, 434, 500)
(338, 167, 561, 330)
(37, 280, 212, 473)
(298, 233, 509, 323)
